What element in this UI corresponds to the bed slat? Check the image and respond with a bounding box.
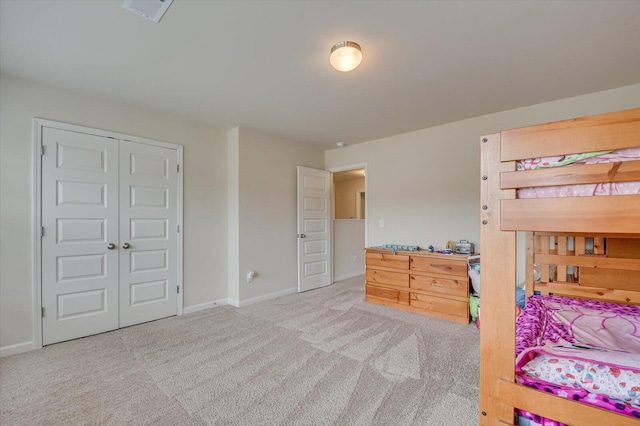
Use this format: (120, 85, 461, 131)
(535, 232, 640, 238)
(534, 253, 640, 271)
(608, 238, 640, 258)
(536, 281, 640, 305)
(525, 232, 535, 299)
(580, 269, 640, 290)
(575, 236, 585, 255)
(557, 237, 567, 281)
(501, 159, 640, 189)
(537, 235, 550, 282)
(500, 108, 640, 161)
(501, 196, 640, 233)
(498, 381, 640, 426)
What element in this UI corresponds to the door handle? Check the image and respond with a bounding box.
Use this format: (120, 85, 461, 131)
(298, 234, 306, 238)
(107, 243, 116, 250)
(122, 243, 131, 249)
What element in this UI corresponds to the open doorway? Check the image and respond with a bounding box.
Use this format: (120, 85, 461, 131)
(332, 168, 366, 281)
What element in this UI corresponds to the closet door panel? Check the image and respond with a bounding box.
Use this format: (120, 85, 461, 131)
(119, 141, 178, 327)
(41, 127, 119, 345)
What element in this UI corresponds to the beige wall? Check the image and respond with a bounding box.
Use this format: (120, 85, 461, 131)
(333, 220, 365, 280)
(228, 127, 324, 304)
(0, 74, 228, 350)
(3, 73, 639, 352)
(325, 84, 640, 284)
(334, 178, 365, 219)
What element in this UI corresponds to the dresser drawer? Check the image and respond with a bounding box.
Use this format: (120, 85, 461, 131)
(366, 252, 409, 270)
(410, 256, 467, 276)
(409, 293, 468, 318)
(366, 285, 409, 305)
(366, 269, 409, 288)
(410, 274, 468, 298)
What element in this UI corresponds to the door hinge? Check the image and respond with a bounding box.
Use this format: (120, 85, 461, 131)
(41, 226, 45, 237)
(177, 286, 180, 294)
(177, 225, 180, 233)
(177, 164, 180, 173)
(40, 145, 45, 156)
(41, 307, 45, 317)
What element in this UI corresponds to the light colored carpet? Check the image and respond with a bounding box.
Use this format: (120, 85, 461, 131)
(0, 276, 480, 425)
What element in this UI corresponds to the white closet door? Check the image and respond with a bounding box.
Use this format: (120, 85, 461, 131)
(41, 128, 119, 345)
(119, 141, 178, 327)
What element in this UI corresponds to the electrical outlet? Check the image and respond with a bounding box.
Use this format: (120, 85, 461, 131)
(353, 255, 358, 263)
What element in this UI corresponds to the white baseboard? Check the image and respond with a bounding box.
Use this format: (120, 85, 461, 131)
(334, 271, 365, 282)
(183, 298, 228, 315)
(0, 341, 36, 357)
(229, 287, 297, 308)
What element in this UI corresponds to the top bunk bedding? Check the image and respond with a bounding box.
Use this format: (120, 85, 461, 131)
(517, 147, 640, 199)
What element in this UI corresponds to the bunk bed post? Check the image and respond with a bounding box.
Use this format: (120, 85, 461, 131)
(479, 132, 517, 425)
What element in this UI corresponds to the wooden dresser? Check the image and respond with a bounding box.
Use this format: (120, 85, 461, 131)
(365, 248, 471, 324)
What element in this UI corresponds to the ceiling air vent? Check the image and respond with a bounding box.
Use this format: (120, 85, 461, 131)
(122, 0, 174, 23)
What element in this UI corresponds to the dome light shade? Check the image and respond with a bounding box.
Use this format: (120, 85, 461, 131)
(330, 41, 362, 72)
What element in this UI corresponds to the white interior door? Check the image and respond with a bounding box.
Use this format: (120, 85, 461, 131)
(41, 127, 119, 345)
(297, 166, 332, 292)
(119, 141, 178, 327)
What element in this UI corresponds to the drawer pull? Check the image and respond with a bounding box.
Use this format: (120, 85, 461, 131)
(431, 264, 452, 270)
(430, 281, 444, 287)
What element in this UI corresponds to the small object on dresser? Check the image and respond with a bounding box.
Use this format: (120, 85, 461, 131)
(427, 245, 434, 253)
(455, 240, 474, 254)
(382, 244, 419, 254)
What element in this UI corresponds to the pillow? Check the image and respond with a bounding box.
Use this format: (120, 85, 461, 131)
(522, 352, 640, 406)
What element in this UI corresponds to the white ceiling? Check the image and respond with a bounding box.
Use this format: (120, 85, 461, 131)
(2, 1, 639, 149)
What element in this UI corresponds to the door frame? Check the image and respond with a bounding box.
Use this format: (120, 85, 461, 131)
(355, 190, 365, 220)
(32, 118, 184, 349)
(327, 163, 368, 282)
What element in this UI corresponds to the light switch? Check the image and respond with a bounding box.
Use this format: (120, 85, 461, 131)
(379, 219, 384, 228)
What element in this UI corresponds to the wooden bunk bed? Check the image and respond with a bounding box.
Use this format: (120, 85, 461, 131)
(479, 108, 640, 425)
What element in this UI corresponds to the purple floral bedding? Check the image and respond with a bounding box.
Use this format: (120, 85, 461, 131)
(516, 146, 640, 199)
(514, 295, 640, 425)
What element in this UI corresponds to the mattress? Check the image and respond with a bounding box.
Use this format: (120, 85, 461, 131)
(516, 146, 640, 199)
(515, 295, 640, 425)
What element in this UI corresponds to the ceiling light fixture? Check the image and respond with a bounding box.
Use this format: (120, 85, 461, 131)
(336, 142, 345, 148)
(123, 0, 173, 23)
(330, 41, 362, 72)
